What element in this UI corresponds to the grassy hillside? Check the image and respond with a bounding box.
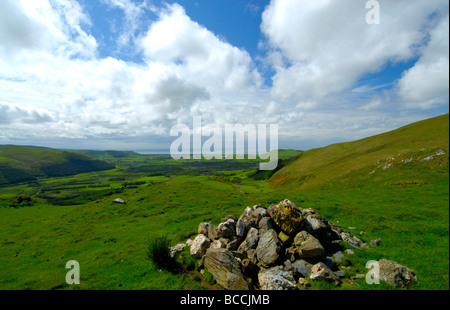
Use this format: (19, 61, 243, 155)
(271, 114, 449, 190)
(0, 146, 115, 186)
(0, 116, 447, 290)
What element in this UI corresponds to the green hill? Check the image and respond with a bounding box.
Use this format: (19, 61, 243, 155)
(271, 114, 449, 189)
(62, 149, 143, 161)
(0, 145, 115, 186)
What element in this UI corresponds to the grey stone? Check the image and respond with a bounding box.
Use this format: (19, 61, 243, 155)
(203, 248, 249, 290)
(217, 219, 236, 239)
(291, 259, 313, 277)
(256, 229, 281, 267)
(293, 231, 325, 259)
(332, 251, 344, 263)
(236, 219, 246, 239)
(340, 231, 361, 247)
(334, 270, 346, 278)
(169, 243, 186, 258)
(370, 238, 382, 246)
(304, 214, 328, 235)
(190, 234, 211, 258)
(258, 266, 297, 290)
(310, 262, 341, 285)
(237, 227, 259, 254)
(378, 259, 417, 287)
(258, 217, 275, 235)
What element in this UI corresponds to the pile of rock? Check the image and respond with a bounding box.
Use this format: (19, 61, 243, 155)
(171, 199, 417, 290)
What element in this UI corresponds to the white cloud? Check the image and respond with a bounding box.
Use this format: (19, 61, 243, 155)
(0, 0, 448, 151)
(0, 1, 265, 147)
(261, 0, 448, 103)
(140, 4, 262, 93)
(397, 12, 449, 109)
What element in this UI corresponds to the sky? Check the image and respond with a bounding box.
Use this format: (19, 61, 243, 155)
(0, 0, 448, 153)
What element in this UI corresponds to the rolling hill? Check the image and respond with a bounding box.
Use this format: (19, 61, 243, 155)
(271, 114, 449, 190)
(0, 145, 115, 186)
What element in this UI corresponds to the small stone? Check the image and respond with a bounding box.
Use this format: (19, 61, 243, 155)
(334, 270, 346, 278)
(310, 262, 341, 285)
(332, 251, 344, 263)
(370, 238, 382, 246)
(345, 249, 354, 255)
(297, 277, 311, 288)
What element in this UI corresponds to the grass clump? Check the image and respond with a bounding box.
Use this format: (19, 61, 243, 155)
(146, 235, 179, 273)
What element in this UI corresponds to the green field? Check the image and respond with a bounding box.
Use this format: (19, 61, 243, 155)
(0, 116, 448, 290)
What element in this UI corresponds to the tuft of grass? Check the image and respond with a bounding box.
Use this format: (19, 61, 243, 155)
(146, 235, 179, 273)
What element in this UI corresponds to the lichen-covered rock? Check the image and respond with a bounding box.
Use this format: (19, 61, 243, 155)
(378, 259, 417, 287)
(203, 248, 249, 290)
(293, 231, 325, 259)
(258, 266, 297, 290)
(267, 199, 304, 235)
(256, 229, 281, 267)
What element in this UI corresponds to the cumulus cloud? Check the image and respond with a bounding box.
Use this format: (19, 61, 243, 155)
(397, 12, 449, 109)
(140, 4, 261, 92)
(0, 0, 448, 150)
(261, 0, 448, 103)
(0, 1, 265, 147)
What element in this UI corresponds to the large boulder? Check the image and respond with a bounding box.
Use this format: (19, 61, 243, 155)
(267, 199, 304, 235)
(190, 234, 211, 258)
(256, 229, 281, 267)
(293, 231, 325, 259)
(378, 259, 417, 287)
(203, 248, 250, 290)
(258, 266, 297, 290)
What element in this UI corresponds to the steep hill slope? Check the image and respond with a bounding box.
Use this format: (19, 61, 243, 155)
(0, 145, 115, 186)
(271, 114, 449, 190)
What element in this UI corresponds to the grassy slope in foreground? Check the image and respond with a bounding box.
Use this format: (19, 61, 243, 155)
(271, 114, 449, 190)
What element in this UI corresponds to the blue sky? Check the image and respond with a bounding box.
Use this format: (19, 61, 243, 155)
(0, 0, 448, 152)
